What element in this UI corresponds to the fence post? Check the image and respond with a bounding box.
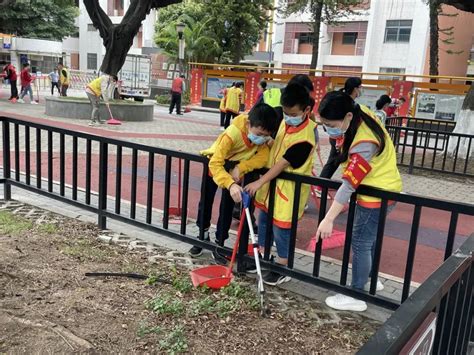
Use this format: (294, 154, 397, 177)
(98, 142, 108, 229)
(2, 120, 11, 201)
(408, 129, 418, 175)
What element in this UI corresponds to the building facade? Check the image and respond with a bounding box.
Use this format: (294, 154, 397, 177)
(271, 0, 474, 78)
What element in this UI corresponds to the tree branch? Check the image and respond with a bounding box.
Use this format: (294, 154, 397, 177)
(83, 0, 113, 40)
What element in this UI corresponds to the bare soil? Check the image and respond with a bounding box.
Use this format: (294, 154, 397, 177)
(0, 204, 380, 354)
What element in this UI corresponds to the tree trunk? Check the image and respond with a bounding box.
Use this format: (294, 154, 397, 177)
(429, 0, 440, 78)
(461, 82, 474, 111)
(310, 0, 323, 71)
(83, 0, 181, 76)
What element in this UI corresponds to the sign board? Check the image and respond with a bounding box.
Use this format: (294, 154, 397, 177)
(244, 72, 261, 109)
(400, 312, 437, 355)
(392, 81, 414, 116)
(205, 77, 238, 100)
(2, 36, 11, 49)
(415, 92, 464, 121)
(311, 77, 330, 113)
(190, 68, 203, 105)
(355, 88, 389, 110)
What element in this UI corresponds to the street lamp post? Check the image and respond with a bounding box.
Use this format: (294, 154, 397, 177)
(175, 23, 185, 76)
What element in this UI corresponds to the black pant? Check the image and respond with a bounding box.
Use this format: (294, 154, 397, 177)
(169, 91, 182, 114)
(224, 111, 237, 129)
(320, 138, 340, 179)
(51, 82, 60, 95)
(9, 80, 18, 100)
(196, 167, 257, 246)
(220, 111, 226, 127)
(60, 84, 68, 97)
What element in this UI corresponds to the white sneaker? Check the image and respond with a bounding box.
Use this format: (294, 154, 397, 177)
(31, 101, 38, 105)
(88, 121, 96, 126)
(17, 99, 25, 103)
(325, 293, 367, 312)
(364, 280, 384, 292)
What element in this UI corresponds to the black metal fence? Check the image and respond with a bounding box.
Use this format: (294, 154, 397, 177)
(386, 118, 474, 177)
(359, 235, 473, 355)
(1, 116, 474, 346)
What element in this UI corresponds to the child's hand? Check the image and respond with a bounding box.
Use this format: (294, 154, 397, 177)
(230, 166, 240, 183)
(229, 183, 243, 203)
(244, 180, 262, 197)
(315, 217, 334, 242)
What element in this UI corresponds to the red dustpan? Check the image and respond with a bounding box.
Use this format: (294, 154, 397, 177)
(106, 103, 122, 125)
(308, 230, 346, 251)
(190, 204, 246, 289)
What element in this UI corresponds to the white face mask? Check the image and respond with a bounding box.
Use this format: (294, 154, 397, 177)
(284, 113, 304, 126)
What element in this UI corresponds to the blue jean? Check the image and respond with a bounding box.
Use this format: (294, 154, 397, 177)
(20, 85, 33, 101)
(351, 204, 394, 290)
(257, 211, 291, 259)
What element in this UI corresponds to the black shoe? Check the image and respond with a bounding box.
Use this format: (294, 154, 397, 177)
(189, 245, 203, 257)
(262, 271, 291, 286)
(177, 113, 184, 115)
(245, 254, 273, 274)
(212, 248, 229, 265)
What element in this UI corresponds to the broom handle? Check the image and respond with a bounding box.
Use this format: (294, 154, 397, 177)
(226, 204, 246, 277)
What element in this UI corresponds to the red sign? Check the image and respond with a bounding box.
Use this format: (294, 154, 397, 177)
(244, 72, 261, 110)
(400, 312, 437, 355)
(311, 77, 331, 114)
(190, 68, 204, 105)
(392, 80, 414, 116)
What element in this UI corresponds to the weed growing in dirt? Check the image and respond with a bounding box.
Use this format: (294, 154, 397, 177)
(38, 223, 59, 234)
(188, 296, 215, 316)
(158, 325, 188, 354)
(171, 266, 193, 293)
(137, 322, 162, 337)
(146, 294, 185, 315)
(0, 211, 33, 236)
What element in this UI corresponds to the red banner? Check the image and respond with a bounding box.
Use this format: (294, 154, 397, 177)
(392, 80, 414, 116)
(311, 77, 331, 114)
(244, 72, 261, 110)
(190, 68, 203, 105)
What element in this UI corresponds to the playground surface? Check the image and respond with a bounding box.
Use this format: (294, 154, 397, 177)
(1, 90, 473, 287)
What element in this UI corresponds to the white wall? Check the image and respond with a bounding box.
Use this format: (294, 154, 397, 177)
(13, 37, 62, 54)
(362, 0, 429, 76)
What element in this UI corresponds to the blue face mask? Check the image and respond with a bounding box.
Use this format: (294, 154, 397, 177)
(248, 133, 269, 145)
(324, 125, 345, 138)
(284, 114, 304, 127)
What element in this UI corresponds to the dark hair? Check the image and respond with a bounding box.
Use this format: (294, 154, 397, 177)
(23, 62, 30, 68)
(259, 80, 267, 90)
(288, 74, 314, 93)
(376, 94, 391, 110)
(111, 75, 119, 81)
(318, 91, 386, 163)
(399, 97, 406, 102)
(235, 82, 242, 88)
(281, 83, 311, 110)
(248, 103, 279, 133)
(180, 74, 185, 78)
(340, 77, 362, 96)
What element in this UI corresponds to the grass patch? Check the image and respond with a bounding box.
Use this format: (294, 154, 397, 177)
(137, 322, 162, 338)
(0, 211, 33, 236)
(37, 223, 59, 234)
(61, 239, 111, 261)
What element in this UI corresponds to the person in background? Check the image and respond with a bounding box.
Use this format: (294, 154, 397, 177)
(189, 103, 279, 262)
(219, 82, 234, 129)
(255, 80, 267, 103)
(85, 74, 118, 126)
(245, 83, 316, 286)
(48, 68, 60, 96)
(18, 63, 37, 105)
(316, 77, 363, 197)
(1, 63, 18, 101)
(223, 81, 244, 128)
(58, 63, 70, 97)
(169, 74, 185, 115)
(385, 97, 406, 117)
(316, 91, 402, 312)
(374, 95, 391, 125)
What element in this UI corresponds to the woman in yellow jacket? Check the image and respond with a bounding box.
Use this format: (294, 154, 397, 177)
(224, 82, 243, 129)
(316, 90, 402, 312)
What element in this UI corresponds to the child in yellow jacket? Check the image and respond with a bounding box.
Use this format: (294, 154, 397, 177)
(189, 103, 279, 259)
(224, 82, 244, 129)
(245, 82, 316, 286)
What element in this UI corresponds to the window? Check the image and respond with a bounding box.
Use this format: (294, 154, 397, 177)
(342, 32, 358, 45)
(379, 67, 406, 80)
(298, 33, 313, 44)
(87, 24, 97, 32)
(87, 53, 97, 70)
(384, 20, 412, 43)
(71, 26, 79, 38)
